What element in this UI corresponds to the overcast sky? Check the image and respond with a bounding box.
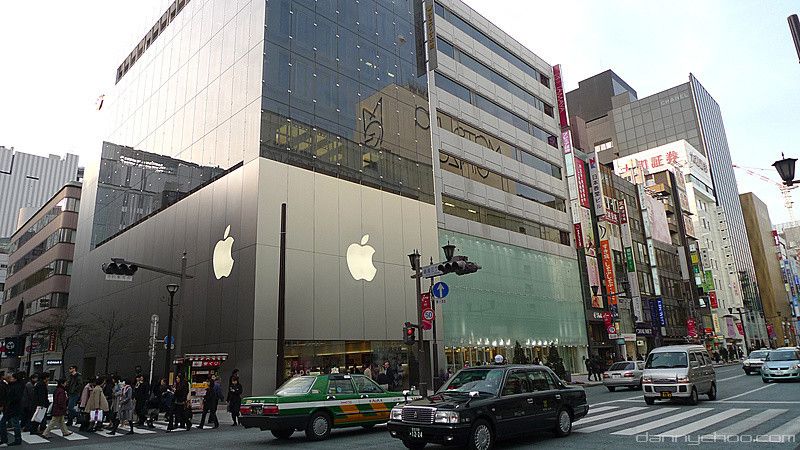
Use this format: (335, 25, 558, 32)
(1, 1, 798, 223)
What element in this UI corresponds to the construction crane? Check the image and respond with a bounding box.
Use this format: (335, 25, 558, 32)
(733, 164, 797, 220)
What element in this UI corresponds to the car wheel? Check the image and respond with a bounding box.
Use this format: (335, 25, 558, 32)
(403, 441, 427, 450)
(467, 419, 494, 450)
(606, 386, 616, 392)
(305, 411, 332, 441)
(762, 377, 769, 384)
(743, 369, 750, 375)
(554, 409, 572, 437)
(270, 428, 294, 440)
(644, 397, 655, 405)
(707, 383, 717, 400)
(687, 387, 699, 406)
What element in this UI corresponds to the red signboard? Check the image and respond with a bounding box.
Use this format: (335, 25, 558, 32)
(735, 322, 744, 336)
(687, 318, 698, 338)
(709, 291, 718, 309)
(618, 200, 628, 224)
(48, 330, 57, 353)
(767, 323, 775, 338)
(574, 223, 584, 249)
(600, 240, 617, 305)
(574, 156, 589, 208)
(553, 64, 569, 129)
(602, 311, 613, 328)
(421, 293, 433, 330)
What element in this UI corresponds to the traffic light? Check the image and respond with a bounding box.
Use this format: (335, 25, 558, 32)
(437, 256, 481, 276)
(102, 262, 139, 276)
(403, 322, 416, 345)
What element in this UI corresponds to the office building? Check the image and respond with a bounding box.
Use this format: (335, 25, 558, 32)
(0, 146, 80, 239)
(0, 182, 81, 378)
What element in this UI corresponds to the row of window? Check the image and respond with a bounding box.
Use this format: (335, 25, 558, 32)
(437, 37, 554, 118)
(437, 111, 561, 179)
(4, 260, 72, 302)
(25, 292, 69, 318)
(7, 229, 76, 277)
(11, 198, 80, 253)
(440, 151, 566, 212)
(435, 73, 557, 148)
(442, 195, 570, 247)
(434, 2, 550, 88)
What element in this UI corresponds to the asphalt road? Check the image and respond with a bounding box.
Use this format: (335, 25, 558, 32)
(29, 364, 800, 449)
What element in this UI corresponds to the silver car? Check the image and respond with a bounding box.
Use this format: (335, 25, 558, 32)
(602, 361, 645, 391)
(761, 347, 800, 383)
(641, 345, 717, 405)
(742, 349, 770, 375)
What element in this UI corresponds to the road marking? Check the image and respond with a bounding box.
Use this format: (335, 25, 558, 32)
(761, 415, 800, 440)
(574, 407, 647, 425)
(575, 407, 677, 433)
(588, 395, 642, 406)
(700, 409, 788, 439)
(21, 433, 50, 444)
(611, 408, 712, 436)
(132, 427, 157, 434)
(721, 383, 775, 401)
(585, 406, 619, 414)
(49, 430, 89, 440)
(716, 374, 745, 382)
(706, 401, 800, 405)
(655, 408, 748, 438)
(151, 422, 187, 432)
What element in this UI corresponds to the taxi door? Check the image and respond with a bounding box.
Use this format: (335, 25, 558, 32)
(526, 369, 560, 429)
(352, 375, 392, 423)
(325, 375, 361, 426)
(495, 369, 532, 437)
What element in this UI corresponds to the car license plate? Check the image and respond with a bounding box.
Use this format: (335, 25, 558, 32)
(410, 428, 422, 439)
(612, 374, 621, 378)
(660, 391, 672, 398)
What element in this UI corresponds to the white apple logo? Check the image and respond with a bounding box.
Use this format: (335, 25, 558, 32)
(346, 234, 377, 282)
(213, 225, 235, 280)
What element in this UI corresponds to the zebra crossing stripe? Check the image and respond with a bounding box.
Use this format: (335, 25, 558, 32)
(585, 406, 619, 414)
(574, 407, 647, 425)
(21, 433, 50, 444)
(611, 408, 712, 436)
(762, 415, 800, 440)
(700, 409, 788, 440)
(574, 408, 678, 433)
(50, 430, 89, 440)
(655, 408, 748, 438)
(132, 427, 157, 434)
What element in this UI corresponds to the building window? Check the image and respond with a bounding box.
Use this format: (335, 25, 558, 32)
(594, 141, 613, 152)
(11, 198, 80, 253)
(4, 260, 72, 302)
(7, 228, 76, 277)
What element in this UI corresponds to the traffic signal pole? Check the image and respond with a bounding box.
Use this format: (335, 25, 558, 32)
(411, 251, 428, 399)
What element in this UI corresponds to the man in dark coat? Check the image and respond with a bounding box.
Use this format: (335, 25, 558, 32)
(198, 376, 223, 429)
(30, 373, 50, 435)
(0, 372, 25, 445)
(20, 373, 36, 432)
(133, 374, 150, 426)
(65, 366, 82, 426)
(173, 374, 190, 430)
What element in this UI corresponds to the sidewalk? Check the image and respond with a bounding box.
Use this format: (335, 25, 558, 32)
(568, 373, 603, 387)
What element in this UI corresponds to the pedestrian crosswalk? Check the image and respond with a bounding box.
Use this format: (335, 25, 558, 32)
(576, 404, 800, 442)
(9, 419, 219, 445)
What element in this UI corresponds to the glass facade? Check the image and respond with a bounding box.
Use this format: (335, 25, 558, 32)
(260, 0, 434, 203)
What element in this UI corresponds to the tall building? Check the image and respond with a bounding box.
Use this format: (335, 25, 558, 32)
(740, 193, 795, 348)
(430, 0, 586, 372)
(0, 146, 80, 238)
(0, 182, 81, 378)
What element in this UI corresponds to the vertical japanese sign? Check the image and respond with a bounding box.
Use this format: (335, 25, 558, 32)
(709, 291, 718, 309)
(735, 321, 745, 336)
(600, 240, 617, 306)
(421, 293, 433, 330)
(574, 156, 590, 208)
(687, 318, 698, 338)
(587, 255, 602, 308)
(574, 223, 584, 249)
(423, 0, 437, 71)
(588, 153, 606, 216)
(553, 64, 569, 129)
(618, 200, 643, 320)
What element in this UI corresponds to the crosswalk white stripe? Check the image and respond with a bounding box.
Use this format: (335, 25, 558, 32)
(700, 409, 788, 440)
(575, 408, 678, 433)
(132, 427, 157, 434)
(656, 408, 748, 438)
(585, 406, 619, 415)
(99, 431, 125, 438)
(761, 415, 800, 440)
(574, 407, 647, 425)
(50, 429, 89, 440)
(150, 422, 187, 432)
(21, 433, 50, 444)
(611, 408, 712, 436)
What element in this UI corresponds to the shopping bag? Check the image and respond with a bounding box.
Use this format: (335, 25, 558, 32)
(32, 406, 46, 423)
(89, 409, 104, 422)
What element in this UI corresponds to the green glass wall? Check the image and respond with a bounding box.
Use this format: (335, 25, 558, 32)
(438, 231, 587, 347)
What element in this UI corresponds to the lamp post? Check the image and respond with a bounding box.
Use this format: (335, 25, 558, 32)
(773, 153, 800, 186)
(408, 250, 427, 398)
(164, 283, 179, 381)
(729, 307, 750, 354)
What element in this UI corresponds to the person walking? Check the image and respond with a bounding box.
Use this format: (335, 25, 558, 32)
(78, 378, 96, 431)
(198, 376, 223, 429)
(133, 374, 150, 426)
(362, 362, 372, 380)
(162, 382, 176, 432)
(0, 373, 8, 424)
(30, 373, 50, 435)
(228, 369, 239, 387)
(174, 374, 190, 430)
(1, 373, 25, 446)
(226, 376, 243, 426)
(65, 366, 83, 427)
(110, 378, 134, 435)
(42, 379, 72, 438)
(86, 377, 109, 432)
(102, 376, 117, 430)
(20, 373, 36, 432)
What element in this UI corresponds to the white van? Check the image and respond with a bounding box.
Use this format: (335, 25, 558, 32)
(641, 345, 717, 405)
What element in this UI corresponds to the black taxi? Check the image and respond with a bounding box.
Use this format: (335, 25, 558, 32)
(387, 365, 588, 450)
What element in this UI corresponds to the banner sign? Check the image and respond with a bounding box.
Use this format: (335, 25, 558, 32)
(587, 255, 603, 308)
(726, 317, 738, 338)
(600, 240, 617, 305)
(702, 270, 715, 293)
(588, 154, 606, 216)
(574, 156, 590, 208)
(709, 291, 718, 309)
(553, 64, 569, 129)
(735, 321, 745, 336)
(625, 247, 635, 272)
(767, 322, 775, 338)
(574, 223, 584, 249)
(0, 338, 19, 359)
(655, 298, 666, 326)
(687, 318, 698, 338)
(421, 293, 433, 330)
(635, 323, 653, 336)
(48, 330, 57, 352)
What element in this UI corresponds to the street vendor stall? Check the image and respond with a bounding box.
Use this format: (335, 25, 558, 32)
(173, 353, 228, 411)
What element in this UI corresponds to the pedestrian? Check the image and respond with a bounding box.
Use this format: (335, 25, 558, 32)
(20, 373, 36, 432)
(133, 374, 149, 426)
(146, 387, 160, 428)
(0, 373, 8, 423)
(162, 382, 176, 432)
(228, 368, 239, 387)
(78, 377, 96, 431)
(362, 362, 372, 380)
(227, 376, 243, 426)
(30, 373, 50, 435)
(110, 378, 134, 435)
(720, 347, 729, 362)
(0, 372, 25, 446)
(583, 356, 592, 381)
(42, 378, 73, 438)
(65, 365, 83, 427)
(174, 373, 191, 430)
(86, 377, 110, 432)
(199, 376, 223, 429)
(102, 375, 117, 430)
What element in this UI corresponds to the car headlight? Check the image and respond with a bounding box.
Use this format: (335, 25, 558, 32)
(434, 411, 460, 424)
(390, 407, 403, 421)
(743, 361, 750, 366)
(791, 364, 799, 370)
(641, 376, 652, 383)
(677, 375, 690, 383)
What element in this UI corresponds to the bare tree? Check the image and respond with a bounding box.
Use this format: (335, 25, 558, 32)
(88, 310, 136, 375)
(27, 304, 90, 376)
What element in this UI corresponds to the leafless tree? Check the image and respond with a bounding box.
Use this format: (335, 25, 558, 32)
(27, 304, 90, 376)
(88, 310, 136, 375)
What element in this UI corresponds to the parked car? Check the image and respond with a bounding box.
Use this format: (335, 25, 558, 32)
(239, 373, 409, 441)
(742, 349, 770, 375)
(387, 365, 588, 450)
(641, 345, 717, 405)
(761, 347, 800, 383)
(602, 361, 645, 391)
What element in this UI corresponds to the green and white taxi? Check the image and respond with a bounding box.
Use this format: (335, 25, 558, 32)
(240, 373, 410, 441)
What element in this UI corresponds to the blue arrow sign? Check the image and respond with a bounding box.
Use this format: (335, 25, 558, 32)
(432, 281, 449, 299)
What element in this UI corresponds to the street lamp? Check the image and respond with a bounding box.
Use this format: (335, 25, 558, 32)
(773, 153, 799, 186)
(407, 250, 427, 398)
(164, 283, 179, 381)
(728, 307, 750, 354)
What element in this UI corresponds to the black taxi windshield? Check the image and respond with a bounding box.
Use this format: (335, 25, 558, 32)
(440, 369, 505, 396)
(276, 376, 316, 395)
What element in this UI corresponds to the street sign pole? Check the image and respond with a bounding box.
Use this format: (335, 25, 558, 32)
(148, 314, 159, 384)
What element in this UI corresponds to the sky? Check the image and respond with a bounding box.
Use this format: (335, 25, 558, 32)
(1, 1, 799, 223)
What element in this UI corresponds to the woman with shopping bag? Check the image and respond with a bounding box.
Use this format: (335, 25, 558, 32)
(30, 373, 50, 435)
(110, 378, 134, 435)
(85, 377, 109, 433)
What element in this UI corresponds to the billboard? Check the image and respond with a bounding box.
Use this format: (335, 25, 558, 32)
(588, 153, 606, 216)
(587, 255, 602, 308)
(574, 156, 590, 208)
(600, 240, 617, 306)
(643, 192, 671, 244)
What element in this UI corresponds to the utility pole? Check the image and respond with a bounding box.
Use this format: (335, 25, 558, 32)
(409, 250, 427, 398)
